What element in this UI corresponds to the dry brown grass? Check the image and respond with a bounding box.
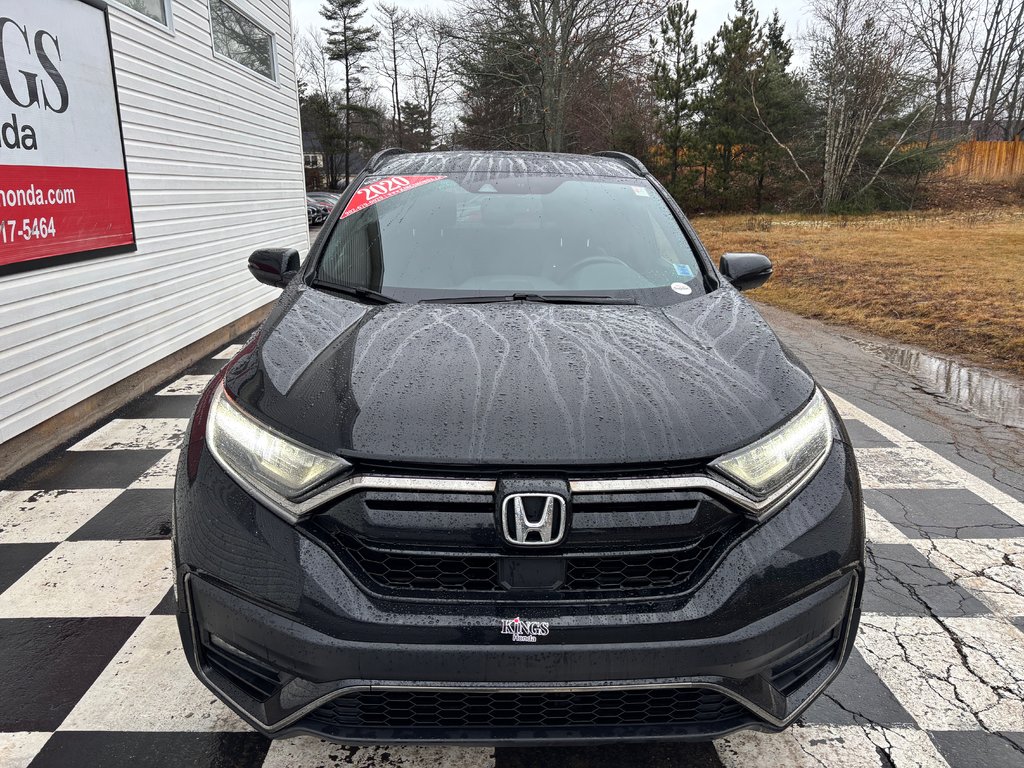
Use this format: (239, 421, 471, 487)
(692, 209, 1024, 378)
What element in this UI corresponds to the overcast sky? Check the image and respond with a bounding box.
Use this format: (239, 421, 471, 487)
(290, 0, 811, 51)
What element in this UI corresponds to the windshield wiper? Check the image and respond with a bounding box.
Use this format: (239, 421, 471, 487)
(421, 293, 636, 305)
(312, 280, 399, 304)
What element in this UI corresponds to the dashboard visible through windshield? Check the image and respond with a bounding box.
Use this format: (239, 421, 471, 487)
(314, 173, 706, 303)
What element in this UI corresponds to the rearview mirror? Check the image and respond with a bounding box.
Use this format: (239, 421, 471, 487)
(248, 248, 300, 288)
(719, 253, 773, 291)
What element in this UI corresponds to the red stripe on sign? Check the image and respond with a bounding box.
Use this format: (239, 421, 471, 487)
(0, 165, 134, 266)
(341, 175, 446, 219)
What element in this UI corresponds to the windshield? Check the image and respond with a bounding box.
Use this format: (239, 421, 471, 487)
(314, 172, 705, 303)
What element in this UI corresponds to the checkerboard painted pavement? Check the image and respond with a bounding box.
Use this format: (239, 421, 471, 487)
(1, 342, 1022, 768)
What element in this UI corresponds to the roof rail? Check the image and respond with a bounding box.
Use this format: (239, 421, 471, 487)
(366, 147, 411, 173)
(591, 151, 647, 176)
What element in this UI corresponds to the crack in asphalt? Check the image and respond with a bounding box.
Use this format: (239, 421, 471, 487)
(861, 544, 1024, 757)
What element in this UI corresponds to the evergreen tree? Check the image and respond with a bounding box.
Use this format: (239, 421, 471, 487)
(650, 1, 703, 196)
(700, 0, 763, 209)
(747, 11, 808, 210)
(322, 0, 379, 184)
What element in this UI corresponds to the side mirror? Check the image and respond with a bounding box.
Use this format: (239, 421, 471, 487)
(720, 252, 773, 291)
(248, 248, 300, 288)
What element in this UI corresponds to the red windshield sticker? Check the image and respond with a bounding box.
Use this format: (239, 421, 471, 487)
(341, 175, 446, 219)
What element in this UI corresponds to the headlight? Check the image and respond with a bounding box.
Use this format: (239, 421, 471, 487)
(206, 380, 350, 500)
(710, 389, 832, 500)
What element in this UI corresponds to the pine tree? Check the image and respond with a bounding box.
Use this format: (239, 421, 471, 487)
(747, 11, 807, 210)
(650, 1, 703, 195)
(700, 0, 763, 209)
(321, 0, 379, 184)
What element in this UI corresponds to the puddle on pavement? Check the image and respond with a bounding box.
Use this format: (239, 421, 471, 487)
(853, 339, 1024, 429)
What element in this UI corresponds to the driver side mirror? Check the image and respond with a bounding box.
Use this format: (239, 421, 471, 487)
(248, 248, 300, 288)
(719, 252, 773, 291)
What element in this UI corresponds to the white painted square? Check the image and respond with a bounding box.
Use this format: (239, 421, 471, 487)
(865, 505, 911, 545)
(154, 375, 213, 397)
(0, 489, 122, 544)
(912, 538, 1024, 617)
(856, 447, 963, 490)
(128, 450, 181, 491)
(0, 732, 51, 768)
(60, 615, 247, 733)
(856, 613, 1024, 731)
(262, 739, 495, 768)
(0, 540, 172, 618)
(715, 724, 950, 768)
(69, 419, 189, 452)
(212, 344, 243, 360)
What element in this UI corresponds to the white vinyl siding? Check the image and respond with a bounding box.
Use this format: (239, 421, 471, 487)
(0, 0, 308, 443)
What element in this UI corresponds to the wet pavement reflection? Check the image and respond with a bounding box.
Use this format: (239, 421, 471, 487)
(854, 339, 1024, 428)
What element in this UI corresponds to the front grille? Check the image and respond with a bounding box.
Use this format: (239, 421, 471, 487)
(304, 687, 749, 731)
(303, 488, 752, 601)
(318, 519, 744, 599)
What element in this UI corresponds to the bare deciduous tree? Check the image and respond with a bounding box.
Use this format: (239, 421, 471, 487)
(297, 27, 345, 188)
(375, 3, 409, 147)
(891, 0, 976, 133)
(456, 0, 668, 152)
(966, 0, 1024, 137)
(403, 11, 457, 150)
(808, 0, 928, 209)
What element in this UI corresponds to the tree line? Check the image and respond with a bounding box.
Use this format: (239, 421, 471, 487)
(299, 0, 1024, 212)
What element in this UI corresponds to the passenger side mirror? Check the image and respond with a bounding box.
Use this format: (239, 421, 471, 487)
(248, 248, 300, 288)
(719, 252, 773, 291)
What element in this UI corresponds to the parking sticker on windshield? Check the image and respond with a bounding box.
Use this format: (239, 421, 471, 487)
(341, 175, 446, 219)
(673, 263, 694, 277)
(631, 186, 650, 197)
(670, 282, 693, 295)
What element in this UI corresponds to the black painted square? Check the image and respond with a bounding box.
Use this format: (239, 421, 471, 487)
(27, 731, 271, 768)
(929, 730, 1024, 768)
(862, 542, 989, 617)
(0, 543, 57, 595)
(7, 451, 169, 491)
(800, 648, 915, 726)
(188, 358, 230, 376)
(69, 489, 173, 541)
(842, 419, 896, 448)
(151, 587, 178, 616)
(866, 489, 1024, 540)
(120, 395, 199, 420)
(0, 617, 140, 731)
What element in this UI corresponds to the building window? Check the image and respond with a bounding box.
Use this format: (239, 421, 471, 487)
(209, 0, 276, 81)
(113, 0, 171, 26)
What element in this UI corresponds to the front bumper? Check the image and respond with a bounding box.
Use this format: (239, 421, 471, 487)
(173, 438, 864, 744)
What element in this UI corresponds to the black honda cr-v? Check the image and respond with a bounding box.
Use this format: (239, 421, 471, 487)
(173, 150, 864, 745)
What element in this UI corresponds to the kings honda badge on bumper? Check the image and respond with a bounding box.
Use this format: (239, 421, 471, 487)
(500, 617, 552, 642)
(172, 149, 864, 745)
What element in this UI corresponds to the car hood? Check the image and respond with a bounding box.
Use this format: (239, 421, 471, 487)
(225, 285, 815, 468)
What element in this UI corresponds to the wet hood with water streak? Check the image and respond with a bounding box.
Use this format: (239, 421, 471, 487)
(225, 285, 815, 468)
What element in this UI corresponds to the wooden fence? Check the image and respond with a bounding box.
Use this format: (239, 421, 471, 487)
(941, 140, 1024, 181)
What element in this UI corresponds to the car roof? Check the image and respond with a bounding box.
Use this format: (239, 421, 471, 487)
(372, 150, 639, 179)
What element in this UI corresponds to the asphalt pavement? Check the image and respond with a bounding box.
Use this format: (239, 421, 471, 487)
(0, 303, 1022, 768)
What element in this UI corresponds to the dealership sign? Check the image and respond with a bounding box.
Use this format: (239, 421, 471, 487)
(0, 0, 134, 269)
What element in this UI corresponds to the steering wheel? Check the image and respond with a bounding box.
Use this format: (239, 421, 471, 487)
(560, 255, 633, 283)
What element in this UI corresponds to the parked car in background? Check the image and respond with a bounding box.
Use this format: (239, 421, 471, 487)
(306, 197, 330, 226)
(175, 149, 864, 745)
(307, 191, 341, 208)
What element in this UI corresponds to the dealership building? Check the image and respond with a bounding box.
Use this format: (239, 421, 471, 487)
(0, 0, 308, 474)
